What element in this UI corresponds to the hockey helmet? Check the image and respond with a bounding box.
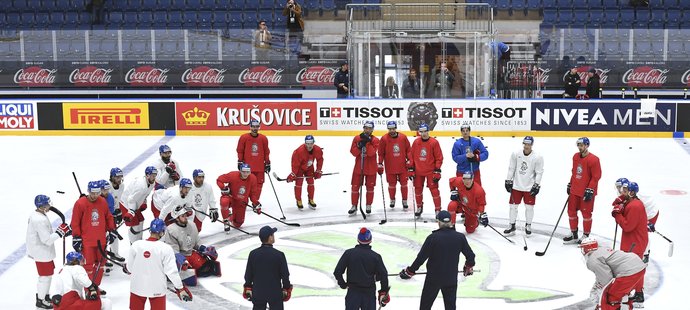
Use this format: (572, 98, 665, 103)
(523, 136, 534, 145)
(87, 181, 101, 193)
(34, 195, 52, 208)
(615, 177, 629, 188)
(579, 237, 598, 255)
(159, 144, 172, 153)
(66, 252, 84, 265)
(193, 169, 205, 178)
(98, 179, 111, 191)
(576, 137, 590, 146)
(145, 166, 158, 176)
(179, 178, 193, 189)
(150, 218, 166, 234)
(386, 121, 397, 129)
(110, 167, 124, 178)
(623, 181, 639, 194)
(305, 135, 315, 144)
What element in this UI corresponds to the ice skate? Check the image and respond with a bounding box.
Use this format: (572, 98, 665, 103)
(348, 205, 357, 215)
(36, 294, 52, 309)
(389, 199, 395, 209)
(525, 224, 532, 236)
(563, 231, 579, 244)
(402, 200, 408, 210)
(504, 224, 516, 236)
(296, 200, 303, 210)
(308, 199, 317, 210)
(632, 291, 644, 308)
(414, 206, 423, 218)
(366, 205, 372, 214)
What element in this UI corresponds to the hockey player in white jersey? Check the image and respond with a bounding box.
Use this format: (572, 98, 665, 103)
(188, 169, 218, 232)
(120, 166, 158, 243)
(127, 218, 192, 309)
(155, 178, 194, 222)
(27, 194, 72, 309)
(106, 168, 124, 263)
(51, 251, 111, 310)
(504, 136, 544, 236)
(151, 144, 184, 219)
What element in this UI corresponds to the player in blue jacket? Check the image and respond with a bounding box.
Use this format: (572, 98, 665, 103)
(451, 125, 488, 185)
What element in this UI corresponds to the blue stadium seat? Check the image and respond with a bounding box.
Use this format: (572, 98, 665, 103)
(556, 0, 573, 7)
(589, 9, 604, 26)
(50, 12, 65, 26)
(108, 0, 131, 11)
(602, 0, 618, 8)
(183, 11, 197, 27)
(198, 11, 214, 28)
(12, 0, 30, 12)
(188, 0, 203, 10)
(258, 11, 273, 25)
(542, 9, 558, 25)
(557, 10, 573, 26)
(668, 41, 683, 54)
(201, 0, 219, 10)
(666, 10, 681, 24)
(229, 0, 245, 10)
(260, 0, 275, 9)
(168, 11, 184, 27)
(153, 11, 168, 28)
(70, 0, 88, 11)
(619, 9, 634, 24)
(245, 0, 260, 10)
(27, 0, 42, 12)
(244, 11, 257, 26)
(21, 12, 36, 28)
(634, 41, 652, 56)
(214, 11, 229, 28)
(602, 10, 618, 26)
(6, 12, 21, 27)
(304, 0, 320, 17)
(634, 10, 650, 28)
(139, 11, 154, 28)
(228, 11, 243, 28)
(124, 12, 138, 26)
(142, 0, 158, 10)
(64, 12, 81, 27)
(322, 0, 337, 16)
(572, 9, 589, 25)
(35, 12, 50, 28)
(171, 0, 187, 10)
(527, 0, 541, 10)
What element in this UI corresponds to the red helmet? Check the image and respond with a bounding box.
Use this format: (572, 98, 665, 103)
(579, 237, 598, 255)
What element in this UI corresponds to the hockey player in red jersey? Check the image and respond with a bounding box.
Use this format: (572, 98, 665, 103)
(612, 181, 648, 306)
(407, 123, 443, 217)
(287, 135, 324, 210)
(237, 119, 271, 200)
(70, 181, 115, 288)
(216, 163, 262, 231)
(378, 121, 411, 209)
(564, 137, 602, 244)
(447, 171, 489, 233)
(349, 121, 380, 215)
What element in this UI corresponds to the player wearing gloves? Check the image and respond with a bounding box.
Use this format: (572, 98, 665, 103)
(244, 226, 292, 310)
(407, 123, 443, 217)
(97, 179, 120, 275)
(154, 178, 194, 222)
(399, 211, 476, 310)
(119, 166, 157, 243)
(128, 219, 192, 310)
(237, 119, 271, 200)
(107, 168, 125, 262)
(451, 125, 488, 185)
(447, 171, 488, 233)
(188, 169, 218, 232)
(564, 137, 602, 244)
(216, 163, 261, 231)
(151, 144, 184, 218)
(52, 252, 111, 310)
(27, 194, 72, 309)
(287, 135, 324, 210)
(333, 227, 390, 309)
(614, 177, 659, 263)
(579, 238, 646, 310)
(378, 121, 411, 209)
(504, 136, 544, 236)
(349, 121, 380, 215)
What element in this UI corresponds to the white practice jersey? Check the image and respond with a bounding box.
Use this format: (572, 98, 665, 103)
(638, 194, 659, 220)
(153, 157, 183, 190)
(189, 182, 216, 222)
(162, 222, 200, 256)
(109, 181, 124, 206)
(155, 186, 193, 220)
(121, 176, 155, 213)
(26, 211, 59, 262)
(585, 248, 647, 287)
(506, 150, 544, 191)
(54, 265, 92, 299)
(128, 238, 183, 298)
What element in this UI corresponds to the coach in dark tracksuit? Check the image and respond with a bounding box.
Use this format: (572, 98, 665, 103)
(334, 227, 390, 309)
(399, 211, 476, 310)
(244, 226, 293, 310)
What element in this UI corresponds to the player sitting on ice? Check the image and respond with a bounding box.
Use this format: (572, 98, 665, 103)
(52, 251, 112, 310)
(155, 178, 194, 223)
(162, 205, 221, 286)
(216, 163, 262, 232)
(287, 134, 324, 210)
(447, 171, 488, 234)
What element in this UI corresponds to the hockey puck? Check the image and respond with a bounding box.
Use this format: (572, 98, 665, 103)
(423, 220, 428, 223)
(343, 190, 346, 193)
(56, 191, 65, 194)
(524, 246, 528, 251)
(629, 147, 632, 149)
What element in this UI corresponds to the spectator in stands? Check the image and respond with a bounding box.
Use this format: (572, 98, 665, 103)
(586, 68, 600, 99)
(563, 67, 581, 98)
(88, 0, 105, 25)
(254, 20, 273, 61)
(334, 62, 350, 98)
(283, 0, 304, 56)
(383, 77, 399, 99)
(430, 61, 455, 98)
(403, 69, 421, 99)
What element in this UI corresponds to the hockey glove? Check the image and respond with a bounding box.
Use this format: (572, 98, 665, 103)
(450, 190, 459, 201)
(176, 286, 193, 302)
(237, 161, 244, 171)
(504, 180, 513, 193)
(377, 163, 384, 175)
(220, 187, 230, 195)
(201, 246, 218, 260)
(86, 283, 98, 300)
(139, 203, 147, 212)
(584, 188, 594, 201)
(314, 170, 322, 179)
(566, 183, 571, 195)
(282, 285, 293, 302)
(56, 223, 72, 238)
(165, 162, 176, 175)
(647, 222, 656, 232)
(252, 203, 262, 215)
(612, 194, 626, 206)
(432, 169, 442, 183)
(399, 267, 415, 280)
(287, 173, 296, 183)
(72, 236, 83, 252)
(264, 162, 271, 173)
(243, 285, 253, 300)
(479, 212, 489, 227)
(407, 167, 415, 181)
(463, 264, 474, 276)
(113, 208, 122, 226)
(378, 290, 390, 307)
(530, 184, 540, 196)
(359, 133, 371, 144)
(209, 208, 219, 222)
(611, 205, 623, 218)
(51, 294, 62, 306)
(170, 171, 180, 181)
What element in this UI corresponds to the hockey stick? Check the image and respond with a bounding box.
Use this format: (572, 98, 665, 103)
(486, 223, 515, 244)
(244, 202, 301, 227)
(272, 171, 339, 181)
(50, 206, 67, 265)
(358, 145, 367, 220)
(613, 224, 618, 250)
(523, 235, 528, 251)
(72, 171, 83, 196)
(654, 231, 674, 257)
(377, 286, 390, 310)
(97, 240, 128, 270)
(411, 180, 416, 231)
(191, 207, 257, 236)
(536, 198, 569, 256)
(379, 174, 387, 225)
(386, 269, 481, 276)
(130, 218, 176, 235)
(265, 171, 286, 220)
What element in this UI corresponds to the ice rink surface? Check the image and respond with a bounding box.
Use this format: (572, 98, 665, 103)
(0, 134, 687, 309)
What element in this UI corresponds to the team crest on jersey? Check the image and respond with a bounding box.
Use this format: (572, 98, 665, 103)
(519, 161, 528, 175)
(185, 235, 193, 248)
(251, 143, 259, 156)
(194, 193, 202, 207)
(90, 208, 100, 226)
(576, 164, 583, 179)
(239, 186, 247, 196)
(392, 144, 400, 157)
(307, 159, 313, 167)
(462, 196, 469, 206)
(420, 148, 427, 161)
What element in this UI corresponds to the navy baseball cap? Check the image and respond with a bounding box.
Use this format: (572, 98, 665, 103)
(436, 210, 452, 223)
(259, 225, 277, 242)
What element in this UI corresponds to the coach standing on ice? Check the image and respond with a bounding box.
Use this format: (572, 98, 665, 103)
(244, 225, 292, 310)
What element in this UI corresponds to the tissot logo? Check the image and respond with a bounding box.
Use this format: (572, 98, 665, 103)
(441, 107, 464, 118)
(319, 107, 342, 118)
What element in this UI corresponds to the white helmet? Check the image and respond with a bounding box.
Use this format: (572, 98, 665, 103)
(578, 237, 598, 255)
(171, 204, 192, 219)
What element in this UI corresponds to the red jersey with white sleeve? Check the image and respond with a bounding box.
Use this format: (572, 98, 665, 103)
(216, 171, 259, 205)
(378, 132, 411, 174)
(614, 198, 649, 258)
(128, 237, 184, 298)
(291, 144, 323, 175)
(570, 152, 602, 197)
(26, 211, 60, 262)
(71, 196, 114, 247)
(408, 136, 443, 176)
(237, 133, 270, 173)
(350, 134, 380, 175)
(450, 177, 487, 215)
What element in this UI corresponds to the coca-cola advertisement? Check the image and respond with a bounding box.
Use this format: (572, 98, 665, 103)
(68, 65, 114, 87)
(296, 65, 337, 86)
(13, 66, 57, 87)
(181, 65, 226, 87)
(125, 65, 170, 87)
(238, 66, 285, 86)
(559, 66, 611, 87)
(621, 66, 669, 88)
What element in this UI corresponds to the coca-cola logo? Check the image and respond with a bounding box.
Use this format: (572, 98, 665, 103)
(536, 67, 552, 86)
(13, 66, 57, 87)
(296, 66, 336, 86)
(622, 66, 669, 87)
(681, 69, 690, 86)
(238, 66, 284, 86)
(69, 66, 113, 86)
(560, 67, 610, 86)
(125, 66, 170, 86)
(181, 66, 226, 86)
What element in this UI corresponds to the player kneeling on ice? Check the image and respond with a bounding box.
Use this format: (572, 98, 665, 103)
(286, 134, 324, 210)
(447, 171, 488, 233)
(127, 219, 192, 310)
(579, 237, 646, 310)
(399, 211, 476, 310)
(162, 205, 221, 286)
(52, 251, 111, 310)
(216, 163, 262, 232)
(504, 136, 544, 236)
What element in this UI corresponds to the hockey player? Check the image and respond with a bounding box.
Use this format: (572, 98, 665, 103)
(333, 228, 390, 309)
(107, 168, 124, 262)
(27, 195, 72, 309)
(504, 136, 544, 236)
(51, 252, 112, 310)
(451, 125, 488, 185)
(128, 219, 192, 310)
(399, 211, 476, 310)
(244, 226, 293, 310)
(564, 137, 602, 244)
(70, 181, 115, 288)
(378, 120, 411, 209)
(614, 177, 659, 263)
(447, 171, 489, 234)
(151, 145, 183, 218)
(579, 237, 646, 310)
(407, 123, 443, 217)
(287, 135, 324, 210)
(216, 163, 262, 231)
(237, 119, 271, 200)
(162, 205, 222, 286)
(611, 181, 648, 306)
(189, 169, 218, 232)
(97, 180, 120, 275)
(349, 121, 380, 215)
(120, 166, 158, 243)
(155, 177, 194, 222)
